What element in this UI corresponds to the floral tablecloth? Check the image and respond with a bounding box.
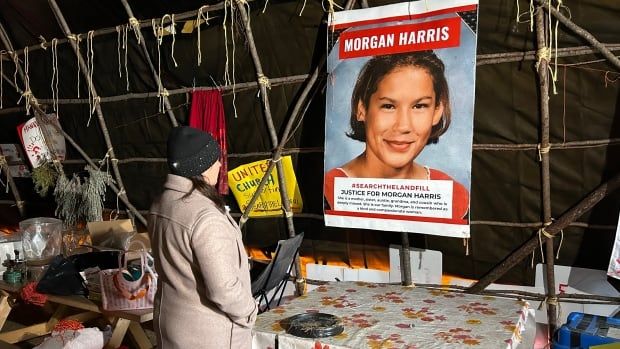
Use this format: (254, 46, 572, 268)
(252, 282, 535, 349)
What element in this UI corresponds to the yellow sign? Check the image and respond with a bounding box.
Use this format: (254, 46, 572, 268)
(228, 156, 303, 217)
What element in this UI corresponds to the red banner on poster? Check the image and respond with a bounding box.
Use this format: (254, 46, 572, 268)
(339, 18, 461, 59)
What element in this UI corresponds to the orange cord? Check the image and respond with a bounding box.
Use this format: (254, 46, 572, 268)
(53, 319, 84, 333)
(20, 282, 47, 307)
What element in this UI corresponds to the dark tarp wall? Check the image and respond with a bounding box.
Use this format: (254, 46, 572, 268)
(0, 0, 619, 285)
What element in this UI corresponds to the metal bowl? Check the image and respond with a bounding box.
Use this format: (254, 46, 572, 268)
(283, 313, 344, 338)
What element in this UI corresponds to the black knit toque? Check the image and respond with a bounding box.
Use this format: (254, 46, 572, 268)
(167, 126, 221, 178)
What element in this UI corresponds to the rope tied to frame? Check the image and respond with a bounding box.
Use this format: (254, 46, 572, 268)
(128, 17, 139, 28)
(121, 25, 130, 91)
(9, 50, 19, 93)
(158, 88, 169, 112)
(128, 17, 141, 44)
(98, 148, 113, 168)
(168, 14, 178, 67)
(86, 31, 96, 123)
(536, 47, 551, 68)
(222, 0, 239, 118)
(285, 211, 294, 218)
(21, 89, 33, 99)
(257, 74, 271, 89)
(112, 188, 126, 220)
(548, 0, 562, 94)
(90, 96, 101, 118)
(116, 26, 122, 79)
(531, 220, 564, 267)
(537, 144, 550, 161)
(538, 295, 561, 322)
(50, 38, 60, 115)
(21, 47, 34, 115)
(73, 34, 82, 98)
(21, 89, 38, 106)
(196, 6, 210, 66)
(38, 37, 47, 51)
(540, 219, 566, 260)
(537, 295, 559, 310)
(152, 18, 168, 112)
(531, 224, 549, 268)
(129, 17, 140, 28)
(20, 89, 38, 115)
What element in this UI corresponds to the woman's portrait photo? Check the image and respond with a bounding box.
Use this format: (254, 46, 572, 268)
(324, 47, 474, 225)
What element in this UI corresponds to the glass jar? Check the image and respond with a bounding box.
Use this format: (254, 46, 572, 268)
(19, 217, 63, 266)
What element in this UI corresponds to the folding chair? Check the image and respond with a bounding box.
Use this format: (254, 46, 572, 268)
(251, 232, 304, 313)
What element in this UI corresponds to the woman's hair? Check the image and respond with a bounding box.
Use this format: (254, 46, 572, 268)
(347, 50, 451, 144)
(182, 176, 226, 213)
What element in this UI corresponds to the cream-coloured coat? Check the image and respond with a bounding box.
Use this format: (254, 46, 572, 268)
(148, 174, 257, 349)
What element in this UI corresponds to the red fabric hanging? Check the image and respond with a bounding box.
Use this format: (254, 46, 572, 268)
(189, 90, 228, 195)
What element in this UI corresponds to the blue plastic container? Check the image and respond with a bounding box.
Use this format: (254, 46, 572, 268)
(553, 312, 620, 349)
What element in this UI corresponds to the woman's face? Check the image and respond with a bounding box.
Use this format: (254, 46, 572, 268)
(201, 160, 221, 185)
(357, 66, 444, 171)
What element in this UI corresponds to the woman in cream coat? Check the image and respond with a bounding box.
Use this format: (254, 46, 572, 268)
(149, 126, 257, 348)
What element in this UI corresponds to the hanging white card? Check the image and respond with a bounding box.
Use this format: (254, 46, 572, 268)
(16, 114, 66, 168)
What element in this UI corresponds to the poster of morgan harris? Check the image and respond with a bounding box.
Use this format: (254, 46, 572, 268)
(323, 0, 478, 238)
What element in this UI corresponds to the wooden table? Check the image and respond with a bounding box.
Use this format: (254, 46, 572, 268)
(253, 281, 536, 349)
(0, 281, 153, 349)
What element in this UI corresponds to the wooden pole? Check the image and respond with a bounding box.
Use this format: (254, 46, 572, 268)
(47, 0, 133, 222)
(0, 74, 309, 111)
(534, 7, 557, 336)
(234, 0, 305, 295)
(238, 0, 356, 224)
(467, 172, 620, 293)
(538, 0, 620, 70)
(236, 0, 357, 292)
(118, 0, 178, 127)
(0, 157, 25, 217)
(400, 232, 412, 286)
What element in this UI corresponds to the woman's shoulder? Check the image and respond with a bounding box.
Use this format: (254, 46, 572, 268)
(427, 167, 454, 181)
(427, 167, 468, 192)
(427, 167, 470, 219)
(325, 167, 349, 180)
(323, 167, 349, 210)
(326, 167, 349, 178)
